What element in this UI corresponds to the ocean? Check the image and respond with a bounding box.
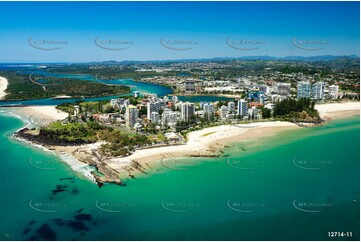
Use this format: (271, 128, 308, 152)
(0, 112, 359, 241)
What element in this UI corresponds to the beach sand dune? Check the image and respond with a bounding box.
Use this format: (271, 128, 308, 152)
(0, 76, 8, 100)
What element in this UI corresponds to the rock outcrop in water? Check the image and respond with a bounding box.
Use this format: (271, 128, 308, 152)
(13, 128, 147, 187)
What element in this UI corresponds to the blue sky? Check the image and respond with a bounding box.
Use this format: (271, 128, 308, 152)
(0, 1, 359, 63)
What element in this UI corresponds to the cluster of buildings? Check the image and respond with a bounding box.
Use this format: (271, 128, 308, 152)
(257, 81, 341, 102)
(88, 59, 358, 102)
(87, 90, 265, 132)
(141, 74, 344, 101)
(118, 94, 262, 131)
(72, 73, 347, 134)
(297, 81, 340, 100)
(76, 62, 356, 134)
(103, 93, 196, 131)
(93, 80, 340, 132)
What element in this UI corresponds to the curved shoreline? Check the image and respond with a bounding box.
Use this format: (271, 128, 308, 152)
(12, 134, 97, 184)
(315, 102, 360, 120)
(1, 107, 98, 184)
(0, 73, 172, 103)
(108, 102, 359, 169)
(4, 101, 360, 185)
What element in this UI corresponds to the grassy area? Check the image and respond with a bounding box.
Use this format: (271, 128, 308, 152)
(47, 66, 161, 80)
(148, 133, 166, 143)
(97, 129, 151, 156)
(39, 121, 151, 156)
(57, 100, 116, 114)
(47, 122, 82, 130)
(41, 121, 100, 143)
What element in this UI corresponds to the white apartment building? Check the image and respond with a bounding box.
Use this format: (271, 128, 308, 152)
(125, 105, 139, 128)
(150, 112, 160, 124)
(203, 103, 215, 117)
(237, 100, 248, 116)
(297, 81, 311, 99)
(220, 106, 229, 120)
(227, 101, 235, 113)
(311, 82, 325, 100)
(181, 102, 195, 121)
(328, 85, 339, 99)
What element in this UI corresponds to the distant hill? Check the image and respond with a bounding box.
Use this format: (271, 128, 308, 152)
(1, 55, 359, 66)
(85, 55, 359, 65)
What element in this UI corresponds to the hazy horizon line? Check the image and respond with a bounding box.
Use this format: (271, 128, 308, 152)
(0, 54, 359, 65)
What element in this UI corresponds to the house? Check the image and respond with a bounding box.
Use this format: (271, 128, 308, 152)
(165, 132, 181, 143)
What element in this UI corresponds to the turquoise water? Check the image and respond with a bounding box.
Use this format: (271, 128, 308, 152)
(0, 70, 233, 106)
(0, 113, 359, 241)
(0, 70, 173, 106)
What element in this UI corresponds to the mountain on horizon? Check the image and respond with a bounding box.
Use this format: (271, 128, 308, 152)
(87, 55, 359, 65)
(1, 55, 359, 65)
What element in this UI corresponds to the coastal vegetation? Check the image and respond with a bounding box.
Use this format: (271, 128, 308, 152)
(18, 121, 151, 157)
(273, 98, 320, 122)
(98, 129, 150, 157)
(47, 65, 187, 81)
(57, 101, 116, 114)
(0, 71, 130, 100)
(40, 121, 101, 144)
(1, 57, 359, 101)
(56, 96, 140, 115)
(55, 57, 359, 79)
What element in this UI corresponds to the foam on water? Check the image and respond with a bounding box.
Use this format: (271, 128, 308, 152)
(57, 152, 97, 183)
(14, 135, 97, 183)
(3, 110, 97, 184)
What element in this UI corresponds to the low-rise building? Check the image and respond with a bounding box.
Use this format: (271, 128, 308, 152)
(248, 106, 259, 120)
(165, 132, 181, 143)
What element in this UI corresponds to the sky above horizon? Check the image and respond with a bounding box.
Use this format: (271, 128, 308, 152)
(0, 1, 359, 63)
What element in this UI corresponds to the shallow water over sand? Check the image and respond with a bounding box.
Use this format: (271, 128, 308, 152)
(0, 114, 359, 240)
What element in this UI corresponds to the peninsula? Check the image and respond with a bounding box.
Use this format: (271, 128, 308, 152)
(11, 99, 359, 187)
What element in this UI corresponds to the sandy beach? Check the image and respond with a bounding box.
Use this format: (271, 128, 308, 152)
(8, 101, 360, 182)
(316, 101, 360, 120)
(106, 101, 360, 169)
(106, 121, 299, 173)
(10, 105, 68, 126)
(0, 76, 8, 100)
